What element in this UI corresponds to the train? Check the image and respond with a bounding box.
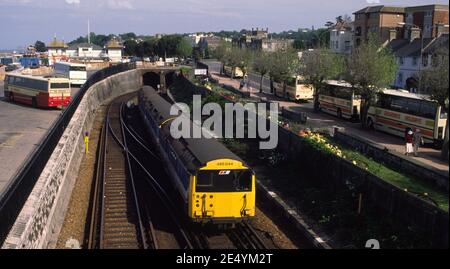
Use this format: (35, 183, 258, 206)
(138, 86, 256, 224)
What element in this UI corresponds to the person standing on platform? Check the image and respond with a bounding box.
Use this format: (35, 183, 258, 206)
(413, 129, 424, 157)
(405, 129, 414, 156)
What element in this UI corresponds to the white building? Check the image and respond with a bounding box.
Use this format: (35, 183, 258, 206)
(387, 30, 448, 91)
(66, 43, 104, 59)
(329, 21, 354, 54)
(106, 38, 123, 63)
(47, 38, 69, 65)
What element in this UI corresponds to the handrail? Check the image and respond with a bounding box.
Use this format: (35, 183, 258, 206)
(0, 62, 137, 245)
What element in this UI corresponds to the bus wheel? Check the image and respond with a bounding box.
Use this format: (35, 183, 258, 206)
(32, 97, 38, 108)
(367, 118, 375, 130)
(337, 109, 342, 119)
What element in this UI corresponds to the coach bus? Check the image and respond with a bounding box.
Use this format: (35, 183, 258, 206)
(273, 75, 314, 101)
(224, 65, 244, 78)
(318, 80, 361, 121)
(367, 89, 447, 147)
(54, 61, 87, 86)
(4, 73, 71, 108)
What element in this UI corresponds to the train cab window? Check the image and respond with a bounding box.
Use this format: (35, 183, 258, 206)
(196, 170, 253, 193)
(196, 172, 213, 187)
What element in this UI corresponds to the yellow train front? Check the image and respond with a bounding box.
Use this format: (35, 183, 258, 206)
(138, 86, 256, 224)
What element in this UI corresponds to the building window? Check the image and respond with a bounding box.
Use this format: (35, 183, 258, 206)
(397, 72, 404, 86)
(335, 41, 339, 49)
(398, 57, 404, 65)
(345, 41, 351, 51)
(355, 27, 362, 36)
(425, 11, 433, 17)
(412, 57, 418, 66)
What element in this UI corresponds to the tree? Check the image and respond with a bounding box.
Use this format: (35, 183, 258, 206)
(211, 41, 231, 74)
(420, 48, 449, 160)
(176, 38, 193, 59)
(268, 48, 299, 97)
(299, 49, 344, 111)
(34, 40, 46, 52)
(345, 34, 397, 128)
(123, 39, 138, 56)
(253, 51, 272, 93)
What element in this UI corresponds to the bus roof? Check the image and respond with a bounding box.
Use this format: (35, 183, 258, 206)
(380, 89, 432, 101)
(6, 73, 70, 83)
(54, 61, 86, 67)
(325, 80, 353, 88)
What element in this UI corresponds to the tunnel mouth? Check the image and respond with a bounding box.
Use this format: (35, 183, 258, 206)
(143, 72, 161, 89)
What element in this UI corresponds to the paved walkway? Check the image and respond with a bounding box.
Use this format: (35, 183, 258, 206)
(210, 73, 449, 174)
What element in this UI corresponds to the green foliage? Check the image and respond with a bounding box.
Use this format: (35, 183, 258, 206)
(345, 34, 397, 102)
(176, 38, 193, 58)
(268, 48, 299, 83)
(302, 132, 449, 211)
(299, 48, 344, 110)
(420, 48, 449, 113)
(34, 40, 46, 52)
(345, 34, 397, 126)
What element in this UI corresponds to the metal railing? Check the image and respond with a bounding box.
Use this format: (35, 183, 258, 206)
(0, 62, 136, 245)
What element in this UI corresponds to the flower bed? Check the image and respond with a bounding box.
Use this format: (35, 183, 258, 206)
(299, 131, 448, 211)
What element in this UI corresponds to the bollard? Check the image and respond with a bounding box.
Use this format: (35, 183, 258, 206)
(84, 132, 89, 154)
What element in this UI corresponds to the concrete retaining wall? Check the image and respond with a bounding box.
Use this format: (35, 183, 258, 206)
(334, 129, 449, 191)
(2, 70, 143, 249)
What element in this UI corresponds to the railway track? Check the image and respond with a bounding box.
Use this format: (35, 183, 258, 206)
(88, 94, 150, 249)
(87, 92, 270, 249)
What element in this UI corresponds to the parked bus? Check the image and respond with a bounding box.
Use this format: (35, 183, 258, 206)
(224, 66, 244, 78)
(54, 61, 87, 86)
(273, 75, 314, 101)
(4, 73, 71, 108)
(318, 80, 361, 121)
(367, 89, 447, 147)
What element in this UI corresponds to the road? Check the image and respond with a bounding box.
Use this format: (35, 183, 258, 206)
(208, 71, 449, 174)
(0, 70, 97, 196)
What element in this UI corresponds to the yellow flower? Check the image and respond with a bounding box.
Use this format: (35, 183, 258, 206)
(352, 160, 357, 165)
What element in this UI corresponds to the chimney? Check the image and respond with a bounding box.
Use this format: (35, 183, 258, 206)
(410, 27, 421, 42)
(389, 29, 397, 42)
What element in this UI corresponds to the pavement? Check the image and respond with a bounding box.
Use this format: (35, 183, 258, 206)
(0, 70, 96, 196)
(210, 72, 449, 174)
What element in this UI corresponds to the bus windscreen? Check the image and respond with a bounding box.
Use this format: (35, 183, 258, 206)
(51, 83, 70, 89)
(70, 66, 86, 71)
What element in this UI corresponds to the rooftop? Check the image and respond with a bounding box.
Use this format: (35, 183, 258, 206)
(67, 43, 103, 50)
(354, 5, 405, 15)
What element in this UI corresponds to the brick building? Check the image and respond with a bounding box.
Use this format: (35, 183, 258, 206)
(353, 5, 405, 46)
(403, 5, 449, 39)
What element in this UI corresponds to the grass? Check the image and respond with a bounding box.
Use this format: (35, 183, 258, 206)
(342, 147, 449, 211)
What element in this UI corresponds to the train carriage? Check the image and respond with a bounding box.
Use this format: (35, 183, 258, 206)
(138, 86, 256, 224)
(4, 73, 71, 108)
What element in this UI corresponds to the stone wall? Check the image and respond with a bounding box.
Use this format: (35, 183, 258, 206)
(277, 127, 449, 248)
(2, 70, 143, 249)
(334, 129, 449, 191)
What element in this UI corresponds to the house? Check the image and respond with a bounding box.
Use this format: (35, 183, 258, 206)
(46, 37, 69, 65)
(387, 29, 448, 91)
(66, 43, 104, 59)
(106, 38, 123, 63)
(353, 5, 405, 46)
(403, 5, 449, 39)
(233, 28, 293, 52)
(329, 21, 354, 54)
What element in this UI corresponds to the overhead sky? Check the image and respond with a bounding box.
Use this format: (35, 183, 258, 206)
(0, 0, 448, 49)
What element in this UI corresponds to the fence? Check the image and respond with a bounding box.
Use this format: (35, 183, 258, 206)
(0, 62, 136, 245)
